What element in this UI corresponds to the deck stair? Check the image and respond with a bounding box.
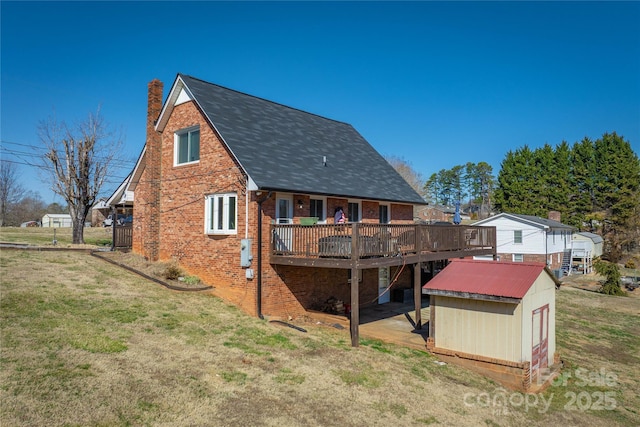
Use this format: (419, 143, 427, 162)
(561, 250, 572, 276)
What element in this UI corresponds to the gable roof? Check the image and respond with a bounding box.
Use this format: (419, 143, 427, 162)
(155, 74, 425, 205)
(423, 259, 556, 303)
(473, 212, 574, 231)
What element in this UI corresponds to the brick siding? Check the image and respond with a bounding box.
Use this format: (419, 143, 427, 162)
(134, 92, 416, 319)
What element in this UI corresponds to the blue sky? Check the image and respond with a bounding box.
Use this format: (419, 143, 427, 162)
(2, 1, 639, 204)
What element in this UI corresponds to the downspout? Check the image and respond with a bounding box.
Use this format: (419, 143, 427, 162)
(545, 226, 549, 267)
(256, 191, 272, 320)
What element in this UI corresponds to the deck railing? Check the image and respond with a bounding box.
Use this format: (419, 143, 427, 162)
(270, 223, 495, 259)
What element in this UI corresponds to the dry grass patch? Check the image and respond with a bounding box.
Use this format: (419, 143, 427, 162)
(1, 249, 639, 426)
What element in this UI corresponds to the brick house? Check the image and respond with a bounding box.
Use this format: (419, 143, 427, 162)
(473, 212, 575, 271)
(128, 74, 497, 346)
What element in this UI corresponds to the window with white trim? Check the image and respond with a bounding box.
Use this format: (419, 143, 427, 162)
(175, 127, 200, 165)
(514, 230, 523, 244)
(205, 193, 237, 234)
(513, 253, 524, 262)
(348, 201, 361, 222)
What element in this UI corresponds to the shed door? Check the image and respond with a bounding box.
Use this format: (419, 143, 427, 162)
(531, 304, 549, 380)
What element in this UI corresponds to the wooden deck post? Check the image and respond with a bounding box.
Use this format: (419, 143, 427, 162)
(414, 262, 422, 329)
(350, 223, 359, 347)
(413, 227, 422, 329)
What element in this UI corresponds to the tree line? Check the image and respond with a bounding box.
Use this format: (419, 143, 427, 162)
(417, 132, 639, 262)
(0, 160, 67, 226)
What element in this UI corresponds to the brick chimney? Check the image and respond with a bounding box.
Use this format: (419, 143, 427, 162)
(548, 211, 561, 222)
(145, 79, 163, 261)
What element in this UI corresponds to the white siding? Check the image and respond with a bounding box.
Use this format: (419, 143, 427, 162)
(479, 217, 546, 255)
(547, 229, 571, 254)
(41, 214, 72, 228)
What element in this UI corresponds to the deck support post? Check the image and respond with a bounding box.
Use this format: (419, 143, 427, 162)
(414, 261, 422, 329)
(350, 223, 360, 347)
(350, 264, 359, 347)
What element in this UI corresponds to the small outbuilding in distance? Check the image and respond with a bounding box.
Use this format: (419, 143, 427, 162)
(41, 214, 72, 228)
(423, 259, 561, 391)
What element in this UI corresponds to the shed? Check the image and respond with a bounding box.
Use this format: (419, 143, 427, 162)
(573, 232, 604, 258)
(41, 214, 72, 228)
(423, 259, 560, 391)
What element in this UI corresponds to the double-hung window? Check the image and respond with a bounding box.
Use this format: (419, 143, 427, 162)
(205, 193, 237, 234)
(175, 127, 200, 165)
(514, 230, 523, 244)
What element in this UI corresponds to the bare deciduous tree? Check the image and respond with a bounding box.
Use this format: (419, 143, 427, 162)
(384, 155, 426, 199)
(0, 160, 25, 226)
(39, 109, 121, 243)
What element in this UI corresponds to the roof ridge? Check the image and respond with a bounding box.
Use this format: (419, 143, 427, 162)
(179, 73, 352, 127)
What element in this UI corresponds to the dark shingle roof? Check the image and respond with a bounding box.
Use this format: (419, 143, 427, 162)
(178, 74, 425, 204)
(475, 213, 575, 230)
(509, 214, 574, 230)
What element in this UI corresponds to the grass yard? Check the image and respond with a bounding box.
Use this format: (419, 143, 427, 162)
(0, 239, 639, 425)
(0, 226, 113, 248)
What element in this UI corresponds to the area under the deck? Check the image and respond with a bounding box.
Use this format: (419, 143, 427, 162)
(304, 297, 431, 351)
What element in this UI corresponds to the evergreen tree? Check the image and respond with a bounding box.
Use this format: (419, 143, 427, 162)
(551, 141, 573, 222)
(495, 145, 537, 213)
(593, 133, 640, 261)
(569, 137, 598, 230)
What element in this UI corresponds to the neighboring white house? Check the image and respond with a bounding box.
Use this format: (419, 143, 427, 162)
(41, 214, 72, 228)
(473, 212, 575, 272)
(423, 259, 560, 391)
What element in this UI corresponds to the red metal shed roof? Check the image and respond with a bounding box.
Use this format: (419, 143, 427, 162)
(422, 259, 550, 300)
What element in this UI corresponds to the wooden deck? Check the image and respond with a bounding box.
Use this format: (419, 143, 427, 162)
(270, 223, 496, 268)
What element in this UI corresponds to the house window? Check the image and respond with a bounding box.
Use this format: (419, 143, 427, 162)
(205, 193, 237, 234)
(310, 198, 325, 222)
(276, 196, 293, 224)
(175, 127, 200, 165)
(379, 204, 390, 224)
(348, 201, 361, 222)
(514, 230, 523, 244)
(513, 254, 524, 262)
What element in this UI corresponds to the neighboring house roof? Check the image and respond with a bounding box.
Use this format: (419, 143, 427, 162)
(474, 212, 575, 231)
(42, 214, 71, 218)
(153, 74, 425, 205)
(575, 232, 604, 244)
(92, 198, 109, 210)
(423, 259, 556, 302)
(105, 173, 133, 207)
